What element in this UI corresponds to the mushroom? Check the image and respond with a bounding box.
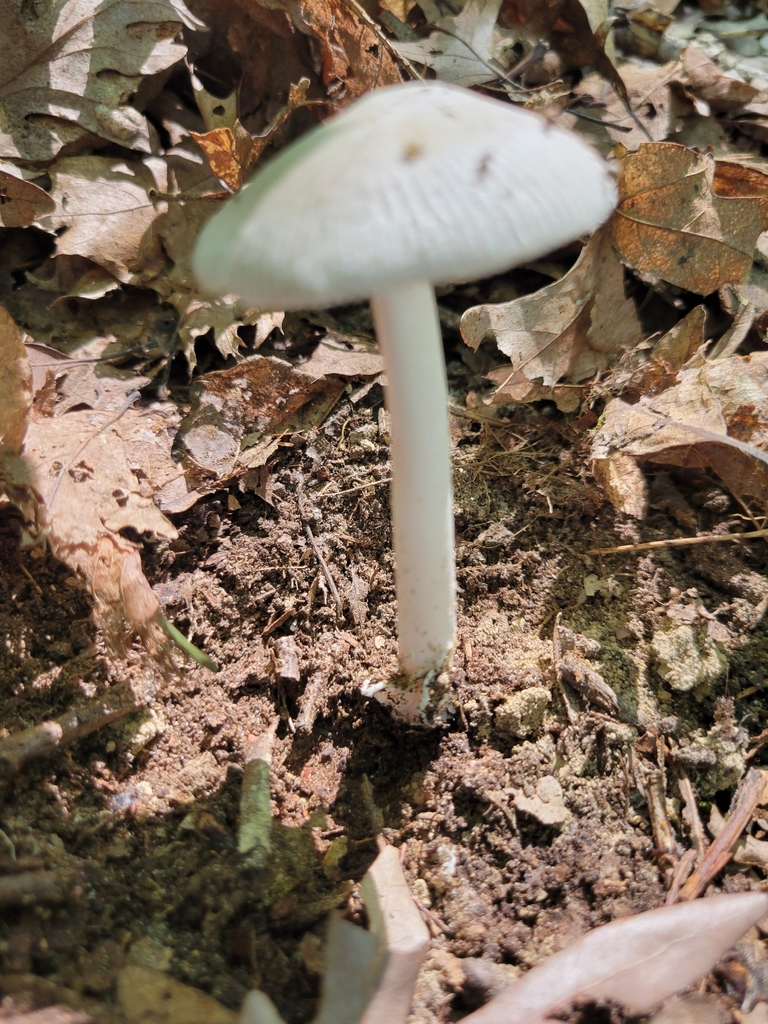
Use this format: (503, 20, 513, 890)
(193, 80, 617, 721)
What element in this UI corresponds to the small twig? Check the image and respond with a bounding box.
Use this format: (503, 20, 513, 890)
(676, 768, 766, 902)
(238, 720, 278, 867)
(0, 682, 140, 775)
(262, 605, 296, 637)
(587, 529, 768, 556)
(646, 769, 678, 860)
(678, 773, 708, 859)
(665, 848, 697, 906)
(315, 477, 392, 500)
(305, 524, 344, 623)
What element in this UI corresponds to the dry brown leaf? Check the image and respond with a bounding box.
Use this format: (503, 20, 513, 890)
(682, 44, 760, 113)
(500, 0, 627, 103)
(257, 0, 402, 101)
(42, 156, 166, 284)
(192, 79, 311, 192)
(0, 166, 55, 228)
(175, 355, 345, 479)
(592, 354, 768, 517)
(0, 0, 203, 161)
(460, 227, 643, 411)
(617, 304, 708, 400)
(612, 143, 768, 295)
(0, 312, 180, 652)
(0, 306, 32, 452)
(572, 62, 687, 150)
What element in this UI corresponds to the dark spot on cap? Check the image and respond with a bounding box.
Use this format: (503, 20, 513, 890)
(403, 142, 424, 162)
(477, 153, 492, 180)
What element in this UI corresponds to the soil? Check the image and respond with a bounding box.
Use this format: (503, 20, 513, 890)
(2, 295, 768, 1023)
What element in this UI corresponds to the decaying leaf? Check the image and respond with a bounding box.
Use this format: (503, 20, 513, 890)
(461, 892, 768, 1023)
(572, 61, 687, 150)
(0, 308, 180, 651)
(592, 354, 768, 517)
(0, 306, 32, 452)
(612, 144, 768, 294)
(40, 156, 166, 284)
(175, 354, 348, 479)
(176, 295, 268, 365)
(257, 0, 402, 100)
(192, 79, 311, 192)
(0, 0, 204, 161)
(460, 227, 643, 411)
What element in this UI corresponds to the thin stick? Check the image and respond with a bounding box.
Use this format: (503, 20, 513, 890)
(587, 528, 768, 556)
(676, 768, 766, 902)
(315, 477, 391, 500)
(0, 682, 140, 774)
(305, 524, 344, 622)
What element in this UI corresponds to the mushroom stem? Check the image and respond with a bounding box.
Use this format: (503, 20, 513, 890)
(371, 281, 456, 680)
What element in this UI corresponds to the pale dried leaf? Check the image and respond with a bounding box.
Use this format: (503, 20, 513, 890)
(463, 892, 768, 1023)
(0, 0, 204, 161)
(0, 333, 179, 650)
(42, 156, 166, 283)
(395, 0, 514, 87)
(461, 228, 642, 409)
(177, 295, 265, 365)
(592, 355, 768, 515)
(118, 965, 237, 1023)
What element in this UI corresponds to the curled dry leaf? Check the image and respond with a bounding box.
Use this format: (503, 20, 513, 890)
(0, 308, 179, 652)
(0, 0, 204, 161)
(460, 227, 643, 411)
(0, 306, 32, 452)
(592, 354, 768, 518)
(462, 891, 768, 1023)
(0, 166, 55, 228)
(192, 79, 311, 192)
(612, 143, 768, 294)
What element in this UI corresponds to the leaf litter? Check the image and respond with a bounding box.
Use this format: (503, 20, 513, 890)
(5, 1, 768, 1023)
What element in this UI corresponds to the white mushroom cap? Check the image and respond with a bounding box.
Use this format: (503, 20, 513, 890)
(193, 81, 616, 310)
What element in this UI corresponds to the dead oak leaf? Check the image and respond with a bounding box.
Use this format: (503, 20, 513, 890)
(612, 143, 768, 295)
(42, 156, 167, 284)
(395, 0, 514, 88)
(258, 0, 402, 100)
(460, 227, 643, 411)
(0, 0, 204, 161)
(175, 354, 346, 479)
(592, 355, 768, 518)
(191, 79, 310, 192)
(572, 62, 687, 150)
(0, 165, 54, 228)
(0, 317, 179, 652)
